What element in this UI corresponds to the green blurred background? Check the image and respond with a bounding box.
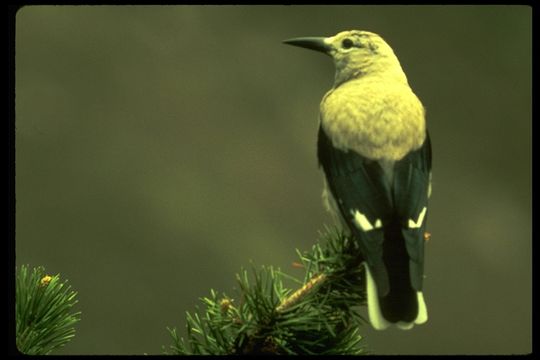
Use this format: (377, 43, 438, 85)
(15, 5, 531, 355)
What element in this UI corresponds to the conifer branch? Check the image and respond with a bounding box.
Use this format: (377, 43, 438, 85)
(164, 226, 369, 355)
(15, 265, 81, 355)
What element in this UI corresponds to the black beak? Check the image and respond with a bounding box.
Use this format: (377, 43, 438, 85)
(282, 37, 331, 55)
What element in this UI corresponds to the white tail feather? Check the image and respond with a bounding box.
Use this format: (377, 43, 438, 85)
(363, 262, 428, 330)
(363, 262, 390, 330)
(415, 291, 428, 325)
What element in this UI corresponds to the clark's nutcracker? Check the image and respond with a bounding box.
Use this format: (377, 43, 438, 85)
(284, 30, 432, 330)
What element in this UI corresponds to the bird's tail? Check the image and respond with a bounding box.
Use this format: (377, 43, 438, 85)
(364, 262, 427, 330)
(362, 215, 428, 330)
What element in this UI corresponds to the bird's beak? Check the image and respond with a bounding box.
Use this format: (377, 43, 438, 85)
(282, 37, 332, 55)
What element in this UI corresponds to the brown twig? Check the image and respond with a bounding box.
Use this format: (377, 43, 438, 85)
(276, 273, 328, 313)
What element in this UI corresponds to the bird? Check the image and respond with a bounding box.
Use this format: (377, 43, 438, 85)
(283, 30, 432, 330)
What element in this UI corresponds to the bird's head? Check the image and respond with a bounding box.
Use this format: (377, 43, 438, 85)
(283, 30, 407, 86)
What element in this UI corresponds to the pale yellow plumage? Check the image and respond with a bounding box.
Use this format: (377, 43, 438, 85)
(320, 31, 425, 161)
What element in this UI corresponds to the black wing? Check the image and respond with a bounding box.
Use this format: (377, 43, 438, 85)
(317, 125, 431, 321)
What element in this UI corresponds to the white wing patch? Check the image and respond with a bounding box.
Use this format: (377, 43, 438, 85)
(408, 207, 427, 229)
(351, 210, 382, 232)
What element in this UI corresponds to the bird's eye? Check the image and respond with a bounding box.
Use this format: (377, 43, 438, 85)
(341, 38, 354, 49)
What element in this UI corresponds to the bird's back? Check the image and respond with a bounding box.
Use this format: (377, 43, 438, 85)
(320, 77, 426, 161)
